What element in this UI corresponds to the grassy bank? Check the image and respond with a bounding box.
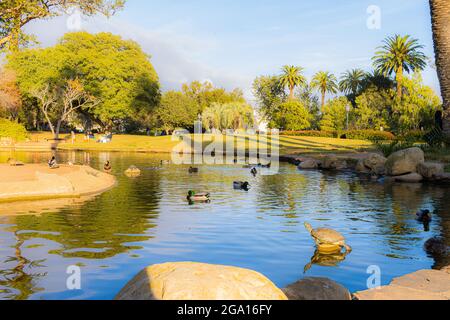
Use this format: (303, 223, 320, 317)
(28, 132, 375, 155)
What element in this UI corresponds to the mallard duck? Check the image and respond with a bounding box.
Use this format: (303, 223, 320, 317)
(187, 190, 210, 202)
(233, 181, 250, 191)
(125, 165, 141, 177)
(251, 167, 258, 177)
(7, 158, 24, 166)
(416, 209, 432, 223)
(160, 160, 170, 165)
(189, 167, 199, 173)
(258, 163, 271, 168)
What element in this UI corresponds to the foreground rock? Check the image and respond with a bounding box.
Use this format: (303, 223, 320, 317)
(283, 277, 351, 300)
(298, 159, 319, 170)
(385, 147, 425, 176)
(354, 269, 450, 300)
(321, 155, 347, 170)
(0, 164, 116, 203)
(115, 262, 288, 300)
(417, 162, 445, 180)
(394, 173, 423, 183)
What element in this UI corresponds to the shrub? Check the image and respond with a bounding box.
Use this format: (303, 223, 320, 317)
(0, 118, 28, 142)
(280, 130, 336, 138)
(400, 130, 426, 143)
(374, 140, 415, 157)
(342, 130, 395, 141)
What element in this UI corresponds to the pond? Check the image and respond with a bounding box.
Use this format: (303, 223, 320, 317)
(0, 151, 449, 300)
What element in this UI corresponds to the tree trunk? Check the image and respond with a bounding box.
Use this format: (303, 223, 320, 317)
(321, 91, 326, 113)
(396, 65, 403, 99)
(289, 86, 295, 101)
(430, 0, 450, 136)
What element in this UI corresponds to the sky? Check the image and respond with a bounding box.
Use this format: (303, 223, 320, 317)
(24, 0, 440, 102)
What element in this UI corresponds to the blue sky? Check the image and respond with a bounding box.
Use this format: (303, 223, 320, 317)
(26, 0, 440, 101)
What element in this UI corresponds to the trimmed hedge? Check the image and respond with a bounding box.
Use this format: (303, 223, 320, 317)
(280, 130, 336, 138)
(280, 129, 395, 141)
(0, 118, 28, 142)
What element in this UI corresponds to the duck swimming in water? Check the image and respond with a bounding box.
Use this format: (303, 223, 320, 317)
(251, 167, 258, 177)
(187, 190, 210, 202)
(233, 181, 250, 191)
(417, 209, 432, 223)
(104, 161, 112, 172)
(189, 167, 199, 173)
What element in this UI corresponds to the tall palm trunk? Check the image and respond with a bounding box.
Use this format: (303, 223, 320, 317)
(289, 85, 295, 101)
(321, 90, 326, 113)
(430, 0, 450, 136)
(396, 65, 403, 99)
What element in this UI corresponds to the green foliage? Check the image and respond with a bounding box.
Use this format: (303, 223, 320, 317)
(354, 86, 393, 130)
(202, 102, 254, 131)
(0, 118, 28, 141)
(278, 66, 306, 100)
(339, 69, 366, 97)
(320, 97, 350, 134)
(311, 71, 339, 109)
(0, 0, 125, 51)
(270, 101, 312, 131)
(253, 75, 287, 123)
(8, 32, 160, 130)
(153, 91, 198, 133)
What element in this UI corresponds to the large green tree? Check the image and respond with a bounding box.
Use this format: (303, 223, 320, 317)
(0, 0, 124, 51)
(373, 35, 427, 99)
(278, 65, 306, 101)
(339, 69, 365, 105)
(252, 75, 287, 123)
(8, 32, 160, 135)
(202, 102, 254, 131)
(311, 71, 339, 112)
(429, 0, 450, 136)
(271, 100, 312, 131)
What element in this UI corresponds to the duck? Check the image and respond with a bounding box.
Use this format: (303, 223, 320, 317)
(233, 181, 250, 191)
(189, 167, 199, 173)
(104, 161, 112, 172)
(160, 160, 171, 165)
(187, 190, 210, 202)
(125, 165, 141, 177)
(416, 209, 432, 223)
(7, 158, 24, 166)
(251, 167, 258, 177)
(258, 163, 271, 169)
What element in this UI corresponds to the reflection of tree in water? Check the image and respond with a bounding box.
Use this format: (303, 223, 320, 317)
(11, 167, 163, 260)
(0, 231, 47, 300)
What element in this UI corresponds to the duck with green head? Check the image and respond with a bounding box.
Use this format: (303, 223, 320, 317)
(187, 190, 210, 202)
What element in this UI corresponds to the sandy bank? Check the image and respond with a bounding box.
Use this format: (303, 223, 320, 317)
(0, 164, 116, 203)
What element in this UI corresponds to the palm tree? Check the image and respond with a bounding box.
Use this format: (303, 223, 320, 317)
(311, 71, 339, 112)
(361, 70, 395, 92)
(373, 34, 427, 99)
(339, 69, 366, 96)
(429, 0, 450, 135)
(278, 65, 306, 100)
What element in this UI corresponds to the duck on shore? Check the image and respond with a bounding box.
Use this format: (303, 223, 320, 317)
(7, 158, 24, 166)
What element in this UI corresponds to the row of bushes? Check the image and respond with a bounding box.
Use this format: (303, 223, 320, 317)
(280, 130, 396, 141)
(0, 118, 29, 142)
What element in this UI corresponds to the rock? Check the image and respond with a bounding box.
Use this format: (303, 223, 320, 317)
(321, 156, 347, 170)
(355, 160, 371, 174)
(434, 173, 450, 181)
(441, 266, 450, 274)
(115, 262, 288, 300)
(424, 237, 448, 256)
(394, 173, 423, 183)
(390, 270, 450, 298)
(283, 277, 351, 300)
(417, 162, 444, 180)
(363, 153, 387, 175)
(298, 159, 319, 170)
(354, 285, 447, 300)
(385, 147, 425, 176)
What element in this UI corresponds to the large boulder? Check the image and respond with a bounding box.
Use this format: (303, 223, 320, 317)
(363, 153, 387, 175)
(298, 159, 319, 170)
(417, 162, 445, 180)
(321, 155, 347, 170)
(115, 262, 288, 300)
(394, 173, 423, 183)
(355, 160, 371, 174)
(283, 277, 351, 300)
(385, 147, 425, 176)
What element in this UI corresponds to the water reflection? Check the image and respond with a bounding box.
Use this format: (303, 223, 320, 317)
(0, 151, 449, 299)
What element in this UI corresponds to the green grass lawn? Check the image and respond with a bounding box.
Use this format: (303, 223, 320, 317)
(29, 132, 376, 155)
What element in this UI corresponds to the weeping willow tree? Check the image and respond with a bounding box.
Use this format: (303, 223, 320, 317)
(202, 102, 255, 131)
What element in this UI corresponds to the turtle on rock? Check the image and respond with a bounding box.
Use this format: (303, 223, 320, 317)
(304, 222, 352, 253)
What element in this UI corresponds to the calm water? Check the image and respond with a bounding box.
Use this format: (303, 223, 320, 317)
(0, 150, 449, 300)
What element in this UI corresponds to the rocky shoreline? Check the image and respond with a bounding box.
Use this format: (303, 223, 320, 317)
(0, 164, 116, 203)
